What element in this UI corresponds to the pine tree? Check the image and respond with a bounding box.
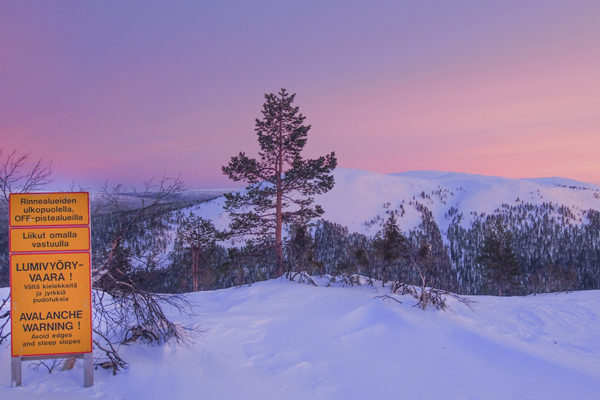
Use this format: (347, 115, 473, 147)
(477, 219, 520, 296)
(222, 89, 337, 276)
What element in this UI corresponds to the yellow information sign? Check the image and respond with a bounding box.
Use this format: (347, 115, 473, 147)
(9, 192, 89, 227)
(10, 252, 92, 356)
(10, 227, 90, 253)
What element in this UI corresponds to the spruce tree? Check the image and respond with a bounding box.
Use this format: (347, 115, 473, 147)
(286, 224, 318, 274)
(374, 214, 408, 264)
(373, 214, 409, 283)
(477, 219, 520, 296)
(176, 213, 217, 291)
(222, 89, 337, 277)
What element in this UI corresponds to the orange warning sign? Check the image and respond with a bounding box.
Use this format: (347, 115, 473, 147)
(9, 192, 89, 227)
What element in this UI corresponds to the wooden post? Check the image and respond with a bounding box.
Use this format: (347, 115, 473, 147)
(83, 352, 94, 387)
(11, 356, 22, 387)
(62, 357, 77, 371)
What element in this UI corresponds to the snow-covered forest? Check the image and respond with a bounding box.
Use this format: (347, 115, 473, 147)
(3, 168, 593, 296)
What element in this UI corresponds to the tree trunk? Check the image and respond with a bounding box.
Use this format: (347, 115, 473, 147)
(275, 172, 283, 277)
(191, 246, 199, 292)
(275, 128, 284, 277)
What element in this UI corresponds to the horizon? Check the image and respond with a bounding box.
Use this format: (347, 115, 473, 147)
(2, 1, 599, 189)
(47, 167, 600, 192)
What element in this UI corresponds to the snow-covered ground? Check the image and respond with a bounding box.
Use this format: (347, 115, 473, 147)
(1, 280, 599, 399)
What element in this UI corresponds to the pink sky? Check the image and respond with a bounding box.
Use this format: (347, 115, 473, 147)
(1, 1, 599, 189)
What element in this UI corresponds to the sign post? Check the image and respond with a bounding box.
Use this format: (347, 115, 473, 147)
(9, 192, 93, 387)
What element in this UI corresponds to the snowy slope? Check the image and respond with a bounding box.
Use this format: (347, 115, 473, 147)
(188, 168, 600, 237)
(1, 281, 599, 399)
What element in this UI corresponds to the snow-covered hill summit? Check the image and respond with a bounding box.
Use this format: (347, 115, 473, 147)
(189, 168, 600, 237)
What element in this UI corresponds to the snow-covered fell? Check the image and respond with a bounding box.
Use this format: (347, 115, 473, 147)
(188, 168, 600, 237)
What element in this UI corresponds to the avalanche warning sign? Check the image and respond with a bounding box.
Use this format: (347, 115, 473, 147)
(10, 252, 92, 356)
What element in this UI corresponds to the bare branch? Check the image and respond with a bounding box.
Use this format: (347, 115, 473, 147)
(0, 149, 51, 206)
(89, 175, 192, 373)
(0, 293, 10, 346)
